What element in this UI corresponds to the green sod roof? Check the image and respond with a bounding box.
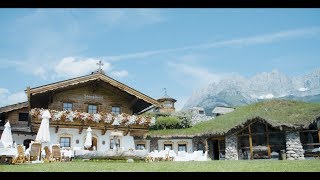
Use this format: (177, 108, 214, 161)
(148, 99, 320, 138)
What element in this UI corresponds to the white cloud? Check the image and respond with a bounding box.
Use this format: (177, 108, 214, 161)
(104, 27, 320, 62)
(168, 62, 223, 84)
(50, 56, 130, 80)
(0, 89, 27, 107)
(110, 70, 129, 79)
(6, 91, 27, 105)
(54, 57, 112, 78)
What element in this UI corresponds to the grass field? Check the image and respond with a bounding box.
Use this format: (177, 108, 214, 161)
(1, 159, 320, 172)
(149, 100, 320, 137)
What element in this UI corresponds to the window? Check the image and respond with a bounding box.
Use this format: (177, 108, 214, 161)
(300, 131, 320, 150)
(110, 138, 120, 149)
(136, 144, 146, 150)
(60, 137, 71, 148)
(178, 144, 187, 152)
(63, 103, 73, 111)
(164, 101, 172, 108)
(112, 106, 121, 115)
(164, 144, 172, 150)
(110, 139, 114, 149)
(18, 113, 29, 121)
(88, 104, 97, 113)
(199, 110, 204, 115)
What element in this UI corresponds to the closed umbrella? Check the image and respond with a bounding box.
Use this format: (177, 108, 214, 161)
(35, 110, 51, 143)
(0, 121, 13, 148)
(84, 127, 92, 149)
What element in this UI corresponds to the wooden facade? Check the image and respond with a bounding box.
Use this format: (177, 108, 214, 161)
(27, 72, 160, 138)
(0, 102, 30, 132)
(47, 84, 134, 114)
(29, 73, 159, 113)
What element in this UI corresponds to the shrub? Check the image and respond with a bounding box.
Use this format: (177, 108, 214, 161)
(151, 116, 181, 130)
(172, 111, 192, 128)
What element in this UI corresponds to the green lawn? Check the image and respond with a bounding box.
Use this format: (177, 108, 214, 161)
(1, 159, 320, 172)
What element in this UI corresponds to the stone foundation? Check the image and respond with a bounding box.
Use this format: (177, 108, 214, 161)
(225, 134, 238, 160)
(285, 131, 305, 160)
(74, 149, 148, 160)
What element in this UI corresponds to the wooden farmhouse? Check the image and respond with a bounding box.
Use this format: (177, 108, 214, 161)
(0, 70, 160, 152)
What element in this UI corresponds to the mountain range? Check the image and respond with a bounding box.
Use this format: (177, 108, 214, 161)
(183, 69, 320, 116)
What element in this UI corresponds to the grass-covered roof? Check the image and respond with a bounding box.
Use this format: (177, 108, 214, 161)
(148, 99, 320, 138)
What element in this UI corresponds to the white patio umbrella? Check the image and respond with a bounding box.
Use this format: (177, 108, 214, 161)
(35, 110, 51, 143)
(84, 126, 92, 149)
(0, 121, 13, 148)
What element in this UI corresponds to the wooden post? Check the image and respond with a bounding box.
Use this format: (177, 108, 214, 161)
(27, 86, 31, 111)
(266, 125, 270, 159)
(205, 138, 208, 152)
(248, 124, 253, 160)
(217, 139, 221, 160)
(79, 126, 83, 134)
(318, 130, 320, 144)
(101, 128, 107, 135)
(55, 126, 59, 133)
(27, 86, 31, 128)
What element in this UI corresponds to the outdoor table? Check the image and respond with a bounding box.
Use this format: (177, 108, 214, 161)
(61, 149, 74, 161)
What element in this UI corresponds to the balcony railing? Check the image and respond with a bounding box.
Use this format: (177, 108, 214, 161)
(30, 108, 155, 127)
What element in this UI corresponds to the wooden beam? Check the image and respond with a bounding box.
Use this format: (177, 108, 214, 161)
(248, 124, 253, 160)
(101, 128, 107, 135)
(79, 126, 83, 134)
(55, 126, 59, 133)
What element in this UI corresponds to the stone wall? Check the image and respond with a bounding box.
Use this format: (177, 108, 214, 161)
(149, 137, 159, 152)
(207, 140, 214, 159)
(157, 139, 193, 153)
(225, 134, 238, 160)
(192, 136, 206, 152)
(285, 131, 305, 160)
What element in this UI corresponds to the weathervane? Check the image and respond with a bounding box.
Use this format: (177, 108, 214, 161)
(163, 88, 167, 95)
(96, 60, 105, 74)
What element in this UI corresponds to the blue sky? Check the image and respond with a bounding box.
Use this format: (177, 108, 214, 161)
(0, 8, 320, 110)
